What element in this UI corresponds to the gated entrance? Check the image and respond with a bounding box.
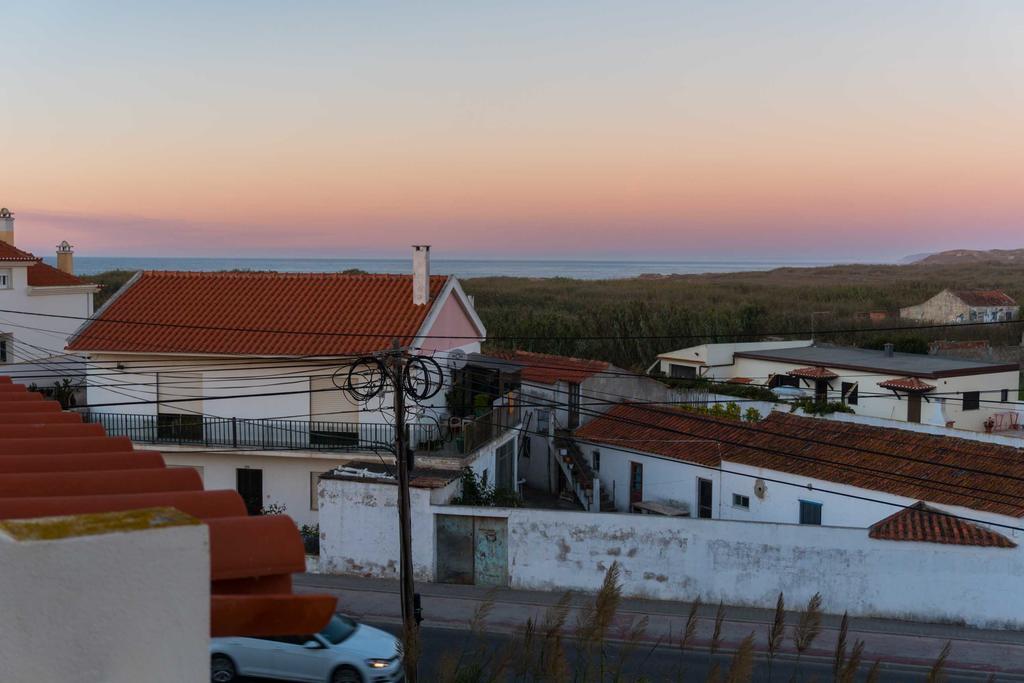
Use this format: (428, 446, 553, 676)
(435, 514, 508, 587)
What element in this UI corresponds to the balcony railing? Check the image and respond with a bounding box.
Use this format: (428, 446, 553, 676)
(81, 411, 442, 453)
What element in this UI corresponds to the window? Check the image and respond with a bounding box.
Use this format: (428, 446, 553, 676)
(310, 471, 326, 511)
(0, 270, 9, 289)
(962, 391, 980, 411)
(536, 410, 550, 432)
(841, 381, 858, 405)
(697, 478, 713, 519)
(732, 493, 750, 509)
(1002, 389, 1010, 403)
(0, 337, 8, 363)
(591, 450, 600, 472)
(670, 364, 697, 380)
(768, 374, 799, 389)
(799, 500, 822, 525)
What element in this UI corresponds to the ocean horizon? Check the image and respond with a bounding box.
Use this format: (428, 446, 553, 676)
(44, 256, 878, 280)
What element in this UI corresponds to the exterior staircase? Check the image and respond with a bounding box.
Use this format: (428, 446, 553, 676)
(554, 431, 615, 512)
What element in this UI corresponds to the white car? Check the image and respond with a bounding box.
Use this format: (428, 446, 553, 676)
(210, 614, 404, 683)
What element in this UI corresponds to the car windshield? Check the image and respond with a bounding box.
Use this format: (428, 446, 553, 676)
(320, 615, 359, 645)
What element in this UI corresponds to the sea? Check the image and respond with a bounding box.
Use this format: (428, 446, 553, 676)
(47, 256, 852, 280)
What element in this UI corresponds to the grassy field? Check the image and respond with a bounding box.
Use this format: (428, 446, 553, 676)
(83, 261, 1024, 371)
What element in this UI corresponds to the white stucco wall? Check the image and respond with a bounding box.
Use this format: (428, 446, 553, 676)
(162, 448, 353, 527)
(502, 508, 1024, 629)
(0, 260, 94, 373)
(0, 511, 209, 682)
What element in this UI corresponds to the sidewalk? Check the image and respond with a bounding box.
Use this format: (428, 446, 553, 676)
(295, 573, 1024, 677)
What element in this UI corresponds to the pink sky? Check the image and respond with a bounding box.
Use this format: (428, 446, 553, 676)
(3, 2, 1023, 261)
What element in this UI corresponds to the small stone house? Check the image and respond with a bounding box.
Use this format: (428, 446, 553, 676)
(900, 289, 1018, 324)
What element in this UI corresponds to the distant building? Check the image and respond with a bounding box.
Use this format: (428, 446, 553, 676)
(654, 340, 1020, 431)
(900, 289, 1018, 325)
(0, 208, 99, 387)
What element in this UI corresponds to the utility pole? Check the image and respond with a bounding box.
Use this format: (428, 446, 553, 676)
(390, 338, 418, 682)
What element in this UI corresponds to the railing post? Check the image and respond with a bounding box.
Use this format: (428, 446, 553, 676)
(232, 416, 238, 448)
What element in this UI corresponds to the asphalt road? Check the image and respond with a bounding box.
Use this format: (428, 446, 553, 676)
(235, 621, 1010, 683)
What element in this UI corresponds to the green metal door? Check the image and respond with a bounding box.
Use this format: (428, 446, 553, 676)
(473, 517, 508, 587)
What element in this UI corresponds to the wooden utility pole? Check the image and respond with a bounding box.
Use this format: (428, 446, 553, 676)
(390, 338, 418, 682)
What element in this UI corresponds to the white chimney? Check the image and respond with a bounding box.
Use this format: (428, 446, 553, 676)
(0, 208, 14, 246)
(412, 245, 430, 306)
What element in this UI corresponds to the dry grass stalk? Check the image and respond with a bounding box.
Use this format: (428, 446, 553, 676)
(839, 640, 864, 683)
(831, 612, 849, 681)
(766, 592, 786, 682)
(927, 641, 952, 683)
(676, 596, 703, 683)
(574, 562, 623, 683)
(865, 659, 881, 683)
(710, 601, 726, 658)
(725, 632, 756, 683)
(790, 592, 823, 682)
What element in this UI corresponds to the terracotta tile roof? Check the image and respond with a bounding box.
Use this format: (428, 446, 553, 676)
(575, 403, 1024, 518)
(787, 366, 839, 380)
(869, 502, 1016, 547)
(877, 377, 936, 392)
(67, 271, 450, 356)
(726, 377, 754, 384)
(27, 261, 88, 286)
(485, 349, 609, 385)
(0, 241, 41, 262)
(0, 376, 334, 637)
(952, 290, 1017, 307)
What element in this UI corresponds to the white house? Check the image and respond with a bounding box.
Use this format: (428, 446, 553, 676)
(0, 208, 98, 385)
(66, 246, 488, 525)
(656, 340, 1020, 432)
(575, 402, 1024, 535)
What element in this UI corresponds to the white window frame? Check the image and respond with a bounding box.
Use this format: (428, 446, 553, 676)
(0, 270, 10, 289)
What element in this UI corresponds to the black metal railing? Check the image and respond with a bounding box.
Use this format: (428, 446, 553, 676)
(81, 411, 442, 453)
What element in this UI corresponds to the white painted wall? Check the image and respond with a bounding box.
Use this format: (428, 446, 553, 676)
(162, 447, 353, 527)
(0, 510, 209, 682)
(502, 508, 1024, 629)
(0, 260, 94, 372)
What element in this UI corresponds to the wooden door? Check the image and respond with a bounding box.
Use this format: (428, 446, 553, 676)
(698, 478, 714, 518)
(907, 394, 922, 423)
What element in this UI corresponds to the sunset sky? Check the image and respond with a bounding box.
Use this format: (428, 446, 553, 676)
(2, 1, 1022, 261)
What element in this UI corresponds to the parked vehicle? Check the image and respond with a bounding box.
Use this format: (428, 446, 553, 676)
(210, 614, 403, 683)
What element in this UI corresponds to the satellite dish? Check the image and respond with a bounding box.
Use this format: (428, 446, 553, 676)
(754, 479, 767, 500)
(447, 348, 468, 370)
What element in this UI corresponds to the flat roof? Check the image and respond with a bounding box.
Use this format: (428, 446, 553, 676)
(734, 345, 1018, 378)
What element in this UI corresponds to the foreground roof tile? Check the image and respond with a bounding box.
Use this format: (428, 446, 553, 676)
(0, 379, 334, 637)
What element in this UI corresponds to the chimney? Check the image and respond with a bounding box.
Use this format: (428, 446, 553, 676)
(0, 208, 13, 245)
(412, 245, 430, 306)
(56, 240, 74, 275)
(883, 342, 894, 357)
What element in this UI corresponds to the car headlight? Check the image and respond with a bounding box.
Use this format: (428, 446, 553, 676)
(366, 659, 391, 669)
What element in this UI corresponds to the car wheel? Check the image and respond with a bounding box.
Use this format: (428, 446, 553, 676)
(210, 654, 237, 683)
(331, 665, 364, 683)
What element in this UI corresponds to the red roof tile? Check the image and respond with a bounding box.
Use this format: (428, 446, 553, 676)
(575, 404, 1024, 517)
(67, 271, 450, 356)
(869, 502, 1015, 547)
(485, 349, 609, 385)
(787, 366, 838, 379)
(727, 377, 754, 384)
(952, 290, 1017, 307)
(0, 241, 41, 261)
(0, 379, 334, 637)
(878, 377, 936, 392)
(27, 260, 88, 286)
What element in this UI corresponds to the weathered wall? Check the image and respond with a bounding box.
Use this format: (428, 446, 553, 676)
(0, 511, 209, 682)
(504, 508, 1024, 629)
